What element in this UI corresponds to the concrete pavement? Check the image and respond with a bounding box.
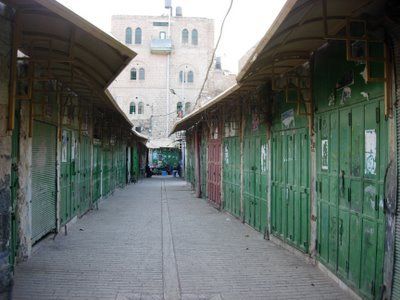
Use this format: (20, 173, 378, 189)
(13, 177, 354, 300)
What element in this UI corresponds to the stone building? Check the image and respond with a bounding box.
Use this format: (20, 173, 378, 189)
(109, 9, 236, 144)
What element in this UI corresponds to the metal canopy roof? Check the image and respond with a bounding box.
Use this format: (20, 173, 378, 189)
(6, 0, 136, 129)
(170, 0, 387, 134)
(237, 0, 386, 84)
(170, 84, 241, 134)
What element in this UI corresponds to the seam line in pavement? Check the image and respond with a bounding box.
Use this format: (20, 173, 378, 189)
(161, 179, 181, 300)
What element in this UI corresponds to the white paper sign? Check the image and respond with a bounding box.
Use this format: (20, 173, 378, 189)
(365, 129, 377, 175)
(321, 139, 328, 170)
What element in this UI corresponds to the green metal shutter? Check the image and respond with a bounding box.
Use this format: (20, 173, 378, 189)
(31, 121, 57, 243)
(392, 63, 400, 299)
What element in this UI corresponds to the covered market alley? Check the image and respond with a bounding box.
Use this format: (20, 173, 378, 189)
(13, 177, 354, 300)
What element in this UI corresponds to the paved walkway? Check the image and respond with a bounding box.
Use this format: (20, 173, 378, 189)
(13, 177, 353, 300)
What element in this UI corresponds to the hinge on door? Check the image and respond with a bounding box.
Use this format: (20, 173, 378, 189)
(375, 195, 379, 211)
(348, 187, 351, 202)
(376, 107, 380, 124)
(319, 181, 322, 194)
(319, 118, 322, 131)
(346, 260, 349, 273)
(348, 112, 352, 127)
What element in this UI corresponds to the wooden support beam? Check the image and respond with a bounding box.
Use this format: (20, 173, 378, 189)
(8, 10, 20, 131)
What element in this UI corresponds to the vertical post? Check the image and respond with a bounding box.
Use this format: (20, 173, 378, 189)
(7, 10, 19, 131)
(194, 127, 201, 198)
(309, 55, 317, 257)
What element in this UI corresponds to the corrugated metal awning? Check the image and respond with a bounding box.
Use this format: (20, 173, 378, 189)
(237, 0, 385, 85)
(6, 0, 136, 129)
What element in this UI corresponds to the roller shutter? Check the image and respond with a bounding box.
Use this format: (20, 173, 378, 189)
(31, 121, 57, 243)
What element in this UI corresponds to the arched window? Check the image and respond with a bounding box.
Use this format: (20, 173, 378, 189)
(139, 68, 145, 80)
(191, 29, 198, 45)
(159, 31, 166, 39)
(179, 70, 185, 83)
(130, 68, 137, 80)
(185, 102, 191, 113)
(187, 71, 194, 83)
(135, 27, 142, 44)
(125, 27, 132, 44)
(129, 102, 136, 114)
(138, 102, 144, 114)
(182, 29, 189, 44)
(177, 102, 183, 118)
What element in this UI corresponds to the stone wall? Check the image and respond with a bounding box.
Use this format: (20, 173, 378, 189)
(0, 4, 13, 295)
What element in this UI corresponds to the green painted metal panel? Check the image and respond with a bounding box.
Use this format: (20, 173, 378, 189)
(79, 135, 91, 214)
(200, 133, 207, 198)
(102, 148, 111, 197)
(271, 95, 310, 252)
(314, 41, 387, 299)
(131, 143, 140, 182)
(60, 130, 79, 224)
(31, 121, 57, 242)
(186, 136, 196, 186)
(93, 144, 101, 201)
(392, 83, 400, 299)
(222, 135, 240, 217)
(242, 111, 268, 233)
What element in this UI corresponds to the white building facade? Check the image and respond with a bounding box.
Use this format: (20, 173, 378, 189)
(109, 11, 234, 144)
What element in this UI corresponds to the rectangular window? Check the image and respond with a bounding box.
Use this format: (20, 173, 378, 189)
(153, 22, 169, 27)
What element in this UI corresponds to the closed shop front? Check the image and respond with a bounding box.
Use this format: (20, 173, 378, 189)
(222, 118, 241, 218)
(102, 147, 111, 197)
(243, 108, 268, 232)
(314, 41, 387, 298)
(207, 120, 222, 207)
(131, 143, 139, 182)
(92, 142, 102, 202)
(200, 127, 208, 198)
(60, 129, 79, 225)
(186, 132, 195, 187)
(31, 121, 57, 242)
(79, 135, 91, 214)
(270, 87, 310, 252)
(391, 27, 400, 300)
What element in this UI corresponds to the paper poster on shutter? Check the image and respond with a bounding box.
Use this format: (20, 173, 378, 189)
(321, 139, 328, 170)
(224, 144, 229, 164)
(62, 131, 68, 162)
(261, 143, 267, 172)
(365, 129, 377, 175)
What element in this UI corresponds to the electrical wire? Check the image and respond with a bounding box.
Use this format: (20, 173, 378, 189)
(192, 0, 234, 110)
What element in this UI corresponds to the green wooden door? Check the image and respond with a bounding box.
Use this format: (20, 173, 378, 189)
(223, 136, 241, 217)
(316, 100, 386, 298)
(102, 148, 111, 197)
(131, 144, 139, 182)
(10, 109, 20, 267)
(31, 121, 57, 242)
(60, 129, 78, 225)
(243, 113, 268, 233)
(93, 144, 101, 202)
(271, 128, 310, 251)
(79, 135, 91, 214)
(314, 40, 387, 298)
(200, 134, 207, 198)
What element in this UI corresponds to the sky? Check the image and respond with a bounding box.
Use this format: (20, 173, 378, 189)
(56, 0, 286, 73)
